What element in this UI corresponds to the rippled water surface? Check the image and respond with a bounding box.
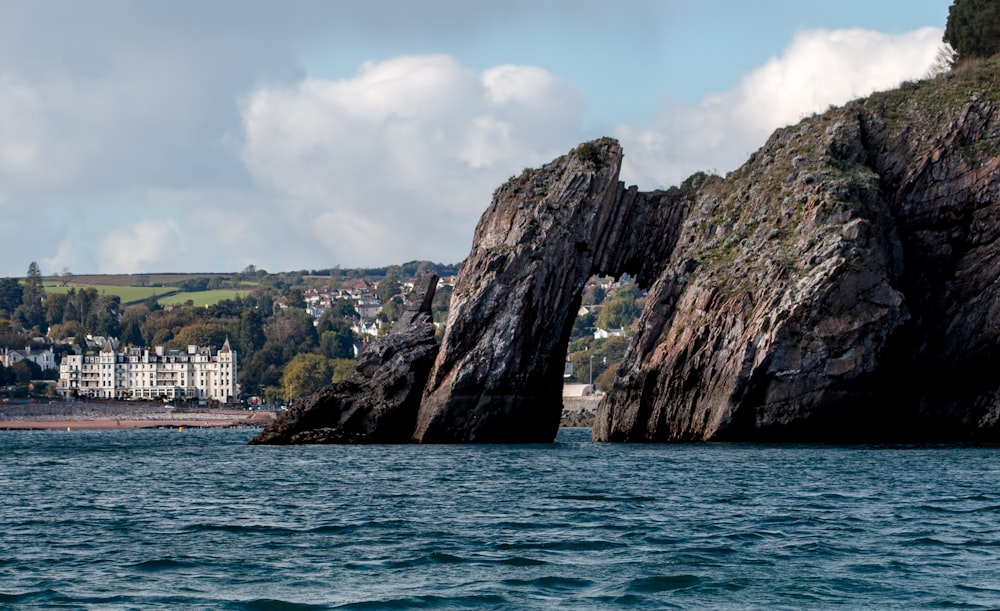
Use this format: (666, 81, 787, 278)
(3, 427, 1000, 609)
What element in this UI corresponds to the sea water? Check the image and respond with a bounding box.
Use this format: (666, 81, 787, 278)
(2, 427, 999, 609)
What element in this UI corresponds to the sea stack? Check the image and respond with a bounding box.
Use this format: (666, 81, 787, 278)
(250, 273, 440, 444)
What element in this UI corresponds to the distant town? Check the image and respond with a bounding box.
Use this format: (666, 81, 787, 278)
(0, 261, 643, 407)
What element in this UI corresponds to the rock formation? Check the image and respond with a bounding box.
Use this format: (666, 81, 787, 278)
(256, 58, 1000, 444)
(249, 273, 439, 444)
(412, 139, 687, 442)
(594, 62, 1000, 441)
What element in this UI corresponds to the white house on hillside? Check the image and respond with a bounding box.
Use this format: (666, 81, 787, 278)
(0, 346, 57, 371)
(593, 327, 626, 340)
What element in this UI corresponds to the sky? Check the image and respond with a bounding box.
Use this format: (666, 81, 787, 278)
(0, 0, 954, 277)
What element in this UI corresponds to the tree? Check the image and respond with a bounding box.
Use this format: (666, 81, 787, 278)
(582, 283, 606, 305)
(247, 286, 276, 317)
(281, 353, 334, 401)
(23, 262, 44, 301)
(120, 306, 149, 346)
(566, 335, 629, 385)
(266, 308, 318, 349)
(329, 298, 358, 319)
(238, 310, 266, 356)
(0, 325, 29, 349)
(285, 287, 306, 309)
(331, 358, 356, 383)
(595, 284, 641, 330)
(0, 278, 23, 318)
(151, 328, 174, 346)
(19, 262, 46, 333)
(84, 295, 121, 338)
(66, 287, 97, 324)
(595, 363, 618, 392)
(44, 293, 69, 327)
(316, 307, 351, 334)
(432, 284, 452, 324)
(571, 310, 596, 340)
(241, 346, 283, 397)
(0, 364, 13, 386)
(181, 277, 210, 292)
(208, 295, 245, 318)
(379, 297, 403, 322)
(11, 359, 42, 385)
(945, 0, 1000, 61)
(143, 294, 163, 312)
(168, 323, 230, 351)
(320, 329, 356, 360)
(48, 320, 83, 341)
(376, 269, 402, 303)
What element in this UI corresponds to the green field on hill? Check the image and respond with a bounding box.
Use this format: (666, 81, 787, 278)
(161, 290, 247, 307)
(43, 282, 249, 307)
(44, 283, 177, 303)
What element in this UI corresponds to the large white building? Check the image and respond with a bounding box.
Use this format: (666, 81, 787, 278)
(58, 340, 237, 402)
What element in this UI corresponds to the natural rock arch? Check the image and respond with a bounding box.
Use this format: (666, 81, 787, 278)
(256, 62, 1000, 445)
(412, 139, 689, 443)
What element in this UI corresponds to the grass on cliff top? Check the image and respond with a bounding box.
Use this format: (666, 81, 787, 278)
(871, 55, 1000, 128)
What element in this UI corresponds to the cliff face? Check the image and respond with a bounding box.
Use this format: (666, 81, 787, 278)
(413, 140, 687, 442)
(256, 59, 1000, 444)
(596, 60, 1000, 441)
(250, 274, 439, 445)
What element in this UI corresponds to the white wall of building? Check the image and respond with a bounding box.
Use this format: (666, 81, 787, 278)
(58, 341, 237, 402)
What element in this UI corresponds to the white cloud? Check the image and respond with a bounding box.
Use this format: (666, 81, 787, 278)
(98, 219, 187, 274)
(42, 241, 89, 280)
(0, 16, 947, 276)
(618, 27, 944, 189)
(241, 55, 586, 266)
(0, 77, 46, 181)
(240, 30, 943, 272)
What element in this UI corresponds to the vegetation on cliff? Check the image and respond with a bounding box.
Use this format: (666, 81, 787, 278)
(945, 0, 1000, 62)
(594, 50, 1000, 441)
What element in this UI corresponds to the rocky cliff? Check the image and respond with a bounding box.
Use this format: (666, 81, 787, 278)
(413, 139, 687, 442)
(256, 58, 1000, 444)
(250, 274, 439, 444)
(595, 59, 1000, 441)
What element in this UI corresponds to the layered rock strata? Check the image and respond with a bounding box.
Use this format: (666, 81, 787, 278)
(256, 59, 1000, 444)
(249, 273, 439, 444)
(412, 139, 688, 442)
(595, 63, 1000, 441)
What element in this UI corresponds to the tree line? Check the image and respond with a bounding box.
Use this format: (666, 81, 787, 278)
(1, 262, 646, 403)
(0, 262, 451, 404)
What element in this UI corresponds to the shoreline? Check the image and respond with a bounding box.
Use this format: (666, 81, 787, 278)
(0, 415, 274, 431)
(0, 400, 276, 431)
(1, 400, 594, 430)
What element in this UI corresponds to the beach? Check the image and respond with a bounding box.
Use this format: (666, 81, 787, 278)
(0, 401, 275, 430)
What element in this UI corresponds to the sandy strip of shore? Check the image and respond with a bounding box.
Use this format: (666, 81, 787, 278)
(0, 412, 275, 431)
